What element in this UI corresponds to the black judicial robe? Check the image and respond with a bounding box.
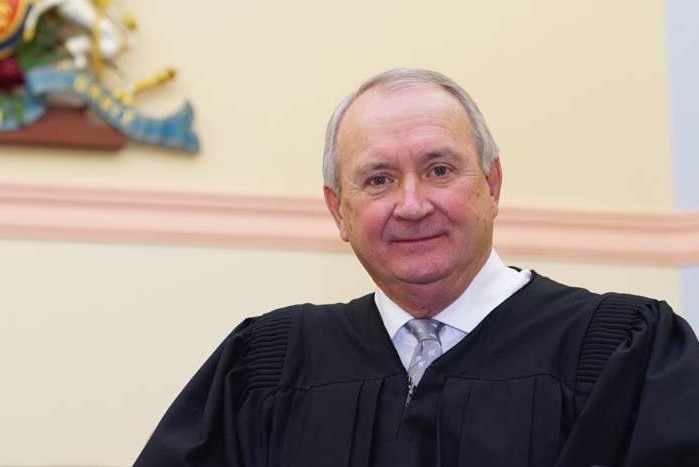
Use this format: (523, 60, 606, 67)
(133, 273, 699, 467)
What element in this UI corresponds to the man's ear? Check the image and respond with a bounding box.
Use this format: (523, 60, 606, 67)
(486, 158, 503, 218)
(324, 186, 349, 242)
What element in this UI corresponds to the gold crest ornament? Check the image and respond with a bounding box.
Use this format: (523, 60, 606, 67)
(0, 0, 198, 152)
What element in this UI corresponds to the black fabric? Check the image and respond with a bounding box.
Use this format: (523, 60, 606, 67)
(133, 272, 699, 467)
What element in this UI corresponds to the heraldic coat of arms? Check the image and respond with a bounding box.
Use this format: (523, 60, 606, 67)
(0, 0, 199, 152)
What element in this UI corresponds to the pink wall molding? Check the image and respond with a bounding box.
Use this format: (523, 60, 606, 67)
(1, 181, 698, 266)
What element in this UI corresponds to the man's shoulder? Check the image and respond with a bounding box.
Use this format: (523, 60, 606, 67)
(238, 293, 377, 337)
(526, 272, 679, 360)
(206, 294, 377, 392)
(526, 271, 668, 313)
(512, 272, 676, 346)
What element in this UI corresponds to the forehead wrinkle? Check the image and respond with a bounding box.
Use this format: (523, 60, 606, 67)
(343, 128, 473, 176)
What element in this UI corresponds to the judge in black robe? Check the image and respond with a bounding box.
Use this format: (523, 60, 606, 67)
(133, 273, 699, 467)
(132, 67, 699, 467)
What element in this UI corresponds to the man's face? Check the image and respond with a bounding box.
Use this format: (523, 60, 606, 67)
(324, 85, 502, 316)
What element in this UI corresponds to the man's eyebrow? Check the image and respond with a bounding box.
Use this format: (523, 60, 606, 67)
(421, 147, 461, 162)
(354, 160, 394, 175)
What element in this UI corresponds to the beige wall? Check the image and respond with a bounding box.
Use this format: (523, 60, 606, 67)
(0, 1, 681, 465)
(0, 1, 672, 210)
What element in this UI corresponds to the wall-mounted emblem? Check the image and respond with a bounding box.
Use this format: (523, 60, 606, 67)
(0, 0, 199, 152)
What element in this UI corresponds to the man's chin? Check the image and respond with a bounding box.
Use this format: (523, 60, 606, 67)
(391, 268, 451, 287)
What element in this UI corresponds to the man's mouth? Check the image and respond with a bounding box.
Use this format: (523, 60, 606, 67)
(391, 233, 444, 244)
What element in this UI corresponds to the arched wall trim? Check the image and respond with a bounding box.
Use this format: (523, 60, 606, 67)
(1, 181, 698, 265)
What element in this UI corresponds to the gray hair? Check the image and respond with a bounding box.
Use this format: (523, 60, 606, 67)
(322, 67, 500, 193)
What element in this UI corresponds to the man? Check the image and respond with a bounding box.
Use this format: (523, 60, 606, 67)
(133, 68, 699, 467)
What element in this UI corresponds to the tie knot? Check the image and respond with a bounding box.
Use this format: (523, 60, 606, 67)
(406, 319, 443, 343)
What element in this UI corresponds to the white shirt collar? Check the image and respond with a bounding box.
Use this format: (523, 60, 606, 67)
(374, 250, 530, 339)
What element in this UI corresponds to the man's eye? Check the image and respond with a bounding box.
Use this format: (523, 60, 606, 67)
(431, 166, 449, 176)
(369, 175, 389, 186)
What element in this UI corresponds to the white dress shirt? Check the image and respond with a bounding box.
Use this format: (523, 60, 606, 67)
(374, 250, 531, 370)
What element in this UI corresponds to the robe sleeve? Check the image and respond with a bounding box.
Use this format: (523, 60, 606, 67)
(132, 309, 293, 467)
(621, 300, 699, 466)
(556, 295, 699, 467)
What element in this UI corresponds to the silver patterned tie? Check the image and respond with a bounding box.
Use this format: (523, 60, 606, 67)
(405, 319, 444, 405)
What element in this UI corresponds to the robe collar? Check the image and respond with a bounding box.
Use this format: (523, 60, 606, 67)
(374, 250, 531, 339)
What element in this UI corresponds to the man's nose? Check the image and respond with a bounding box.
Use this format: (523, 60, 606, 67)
(393, 179, 435, 220)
